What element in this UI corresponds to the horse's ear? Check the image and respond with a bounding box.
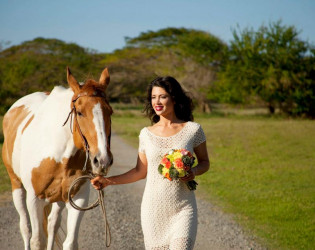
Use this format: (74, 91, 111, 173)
(99, 68, 110, 90)
(67, 67, 80, 93)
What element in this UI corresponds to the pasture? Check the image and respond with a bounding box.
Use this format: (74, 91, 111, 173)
(1, 106, 314, 249)
(111, 106, 315, 250)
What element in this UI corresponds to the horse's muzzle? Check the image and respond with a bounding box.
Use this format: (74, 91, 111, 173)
(91, 153, 113, 176)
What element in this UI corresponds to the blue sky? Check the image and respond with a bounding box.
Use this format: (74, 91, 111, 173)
(1, 0, 314, 53)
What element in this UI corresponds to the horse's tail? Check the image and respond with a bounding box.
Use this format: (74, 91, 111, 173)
(43, 204, 66, 250)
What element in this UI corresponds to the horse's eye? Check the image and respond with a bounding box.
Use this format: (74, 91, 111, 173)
(77, 111, 83, 117)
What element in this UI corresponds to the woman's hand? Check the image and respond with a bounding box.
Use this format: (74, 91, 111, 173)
(90, 176, 109, 190)
(180, 168, 196, 182)
(180, 141, 210, 184)
(90, 153, 148, 190)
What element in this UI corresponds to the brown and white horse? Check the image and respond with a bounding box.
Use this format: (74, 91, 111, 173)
(2, 67, 113, 250)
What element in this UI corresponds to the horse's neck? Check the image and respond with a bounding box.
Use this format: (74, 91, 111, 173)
(41, 86, 73, 122)
(41, 85, 74, 133)
(32, 87, 78, 159)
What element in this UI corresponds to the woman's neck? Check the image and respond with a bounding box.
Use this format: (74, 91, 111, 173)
(157, 114, 183, 126)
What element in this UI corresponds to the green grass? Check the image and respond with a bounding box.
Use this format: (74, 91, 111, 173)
(111, 111, 315, 250)
(198, 116, 315, 249)
(0, 116, 11, 193)
(0, 144, 10, 193)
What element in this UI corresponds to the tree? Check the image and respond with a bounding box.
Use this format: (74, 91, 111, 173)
(125, 27, 227, 112)
(216, 21, 315, 117)
(0, 38, 101, 114)
(125, 27, 227, 66)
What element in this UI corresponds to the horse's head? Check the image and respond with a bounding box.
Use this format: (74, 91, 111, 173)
(67, 67, 113, 176)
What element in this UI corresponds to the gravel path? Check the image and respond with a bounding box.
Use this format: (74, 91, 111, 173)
(0, 133, 266, 249)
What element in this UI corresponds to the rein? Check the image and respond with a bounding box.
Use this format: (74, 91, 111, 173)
(68, 175, 111, 247)
(64, 92, 112, 247)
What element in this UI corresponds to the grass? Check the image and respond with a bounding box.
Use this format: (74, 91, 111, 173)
(111, 110, 315, 250)
(0, 144, 10, 193)
(0, 116, 11, 193)
(198, 116, 315, 249)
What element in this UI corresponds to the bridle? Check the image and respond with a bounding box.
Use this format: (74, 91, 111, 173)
(63, 91, 112, 172)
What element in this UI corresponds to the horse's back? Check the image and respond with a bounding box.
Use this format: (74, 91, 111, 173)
(2, 91, 48, 185)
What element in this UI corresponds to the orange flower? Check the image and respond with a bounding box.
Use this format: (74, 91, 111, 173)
(161, 157, 169, 167)
(165, 172, 172, 181)
(165, 161, 171, 169)
(174, 158, 184, 169)
(161, 157, 168, 164)
(162, 157, 171, 169)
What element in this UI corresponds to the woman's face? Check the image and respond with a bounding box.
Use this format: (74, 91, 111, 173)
(151, 86, 175, 117)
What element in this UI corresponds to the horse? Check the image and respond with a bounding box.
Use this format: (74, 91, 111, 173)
(2, 67, 113, 250)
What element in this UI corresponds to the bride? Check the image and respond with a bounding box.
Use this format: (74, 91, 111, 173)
(91, 76, 210, 250)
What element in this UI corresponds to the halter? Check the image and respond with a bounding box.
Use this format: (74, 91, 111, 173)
(63, 91, 112, 172)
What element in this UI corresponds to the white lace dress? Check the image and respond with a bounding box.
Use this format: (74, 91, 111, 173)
(138, 121, 206, 250)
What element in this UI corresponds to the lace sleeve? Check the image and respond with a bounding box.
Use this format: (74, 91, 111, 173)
(193, 124, 206, 148)
(138, 129, 146, 154)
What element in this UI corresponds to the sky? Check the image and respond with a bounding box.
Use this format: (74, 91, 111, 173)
(1, 0, 314, 53)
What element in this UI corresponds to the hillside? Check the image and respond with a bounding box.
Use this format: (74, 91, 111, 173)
(0, 28, 226, 114)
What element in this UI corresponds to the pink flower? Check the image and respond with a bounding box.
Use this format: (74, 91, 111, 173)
(181, 149, 188, 155)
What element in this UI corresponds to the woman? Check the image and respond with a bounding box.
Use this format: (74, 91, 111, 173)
(91, 76, 210, 249)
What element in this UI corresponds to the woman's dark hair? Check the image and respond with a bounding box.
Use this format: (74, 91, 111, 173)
(144, 76, 194, 124)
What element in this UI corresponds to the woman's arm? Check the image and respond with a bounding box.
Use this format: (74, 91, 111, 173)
(180, 141, 210, 182)
(91, 152, 147, 190)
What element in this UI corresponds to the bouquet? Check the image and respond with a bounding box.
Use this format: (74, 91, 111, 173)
(158, 149, 198, 190)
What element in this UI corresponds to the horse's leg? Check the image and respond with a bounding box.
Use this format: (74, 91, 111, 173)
(26, 193, 47, 250)
(2, 140, 32, 249)
(47, 202, 65, 250)
(12, 187, 31, 250)
(63, 182, 90, 250)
